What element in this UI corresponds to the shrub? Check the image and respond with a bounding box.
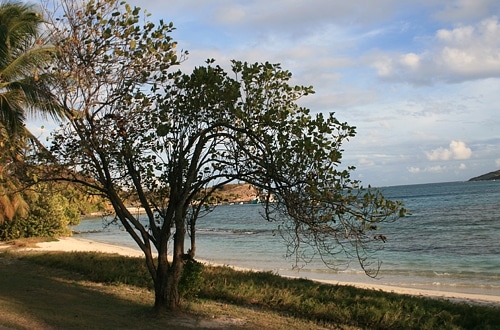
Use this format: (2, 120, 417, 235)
(179, 258, 205, 299)
(0, 191, 76, 240)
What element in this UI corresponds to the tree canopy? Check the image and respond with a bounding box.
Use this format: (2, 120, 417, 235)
(41, 0, 406, 312)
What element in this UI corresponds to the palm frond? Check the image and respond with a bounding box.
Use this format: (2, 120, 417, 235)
(0, 89, 26, 132)
(1, 45, 55, 78)
(0, 2, 62, 134)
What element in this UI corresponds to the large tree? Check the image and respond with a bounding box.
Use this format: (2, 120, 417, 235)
(0, 0, 61, 133)
(44, 0, 405, 313)
(0, 1, 63, 224)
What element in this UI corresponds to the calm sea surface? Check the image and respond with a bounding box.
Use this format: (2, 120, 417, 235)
(73, 180, 500, 297)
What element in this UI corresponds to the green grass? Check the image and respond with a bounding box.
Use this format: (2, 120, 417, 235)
(200, 266, 500, 329)
(2, 250, 499, 329)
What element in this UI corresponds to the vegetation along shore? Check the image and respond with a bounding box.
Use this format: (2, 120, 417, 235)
(1, 238, 499, 329)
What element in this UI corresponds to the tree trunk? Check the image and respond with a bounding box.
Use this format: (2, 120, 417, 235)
(188, 219, 196, 258)
(153, 270, 180, 313)
(153, 225, 185, 313)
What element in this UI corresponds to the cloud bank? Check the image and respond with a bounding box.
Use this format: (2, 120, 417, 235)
(373, 17, 500, 84)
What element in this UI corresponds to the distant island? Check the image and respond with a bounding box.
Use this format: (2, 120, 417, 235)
(468, 170, 500, 181)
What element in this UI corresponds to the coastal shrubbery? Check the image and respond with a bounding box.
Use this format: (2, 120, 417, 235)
(0, 190, 77, 240)
(0, 182, 107, 241)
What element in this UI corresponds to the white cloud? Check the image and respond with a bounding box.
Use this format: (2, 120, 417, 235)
(373, 17, 500, 84)
(358, 158, 376, 167)
(426, 148, 451, 160)
(408, 163, 468, 175)
(496, 159, 500, 167)
(427, 165, 447, 173)
(426, 140, 472, 161)
(400, 53, 421, 70)
(450, 140, 473, 159)
(408, 167, 421, 173)
(426, 147, 452, 161)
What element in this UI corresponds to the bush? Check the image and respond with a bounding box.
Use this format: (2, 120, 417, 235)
(179, 258, 204, 299)
(0, 192, 76, 240)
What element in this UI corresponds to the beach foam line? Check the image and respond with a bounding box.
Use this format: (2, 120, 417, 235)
(26, 237, 500, 307)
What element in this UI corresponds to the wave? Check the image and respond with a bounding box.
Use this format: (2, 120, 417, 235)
(73, 229, 105, 234)
(197, 228, 272, 235)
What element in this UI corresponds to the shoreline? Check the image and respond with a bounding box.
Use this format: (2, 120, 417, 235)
(13, 236, 500, 307)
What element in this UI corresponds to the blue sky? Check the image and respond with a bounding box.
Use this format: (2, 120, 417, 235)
(31, 0, 500, 187)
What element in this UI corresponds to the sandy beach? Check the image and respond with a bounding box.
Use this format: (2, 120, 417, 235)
(24, 237, 500, 307)
(27, 237, 146, 258)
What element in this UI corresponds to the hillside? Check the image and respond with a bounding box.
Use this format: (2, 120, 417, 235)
(468, 170, 500, 181)
(210, 183, 259, 204)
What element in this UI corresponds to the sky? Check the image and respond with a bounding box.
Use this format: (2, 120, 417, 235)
(31, 0, 500, 187)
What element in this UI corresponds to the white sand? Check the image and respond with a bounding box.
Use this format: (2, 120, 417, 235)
(27, 237, 500, 307)
(31, 237, 146, 258)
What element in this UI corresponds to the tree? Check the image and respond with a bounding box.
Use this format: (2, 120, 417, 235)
(44, 0, 405, 313)
(0, 0, 61, 133)
(0, 133, 29, 224)
(0, 1, 63, 224)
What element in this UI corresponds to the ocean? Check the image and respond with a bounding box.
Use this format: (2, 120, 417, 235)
(72, 180, 500, 297)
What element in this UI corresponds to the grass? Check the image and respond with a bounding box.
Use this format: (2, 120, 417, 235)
(1, 249, 499, 329)
(199, 267, 500, 329)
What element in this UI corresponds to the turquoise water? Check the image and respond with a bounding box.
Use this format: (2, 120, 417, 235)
(73, 180, 500, 297)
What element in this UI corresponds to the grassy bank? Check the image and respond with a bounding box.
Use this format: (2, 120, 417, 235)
(0, 249, 498, 329)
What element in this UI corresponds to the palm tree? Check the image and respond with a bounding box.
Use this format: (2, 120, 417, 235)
(0, 1, 62, 225)
(0, 176, 29, 224)
(0, 1, 62, 134)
